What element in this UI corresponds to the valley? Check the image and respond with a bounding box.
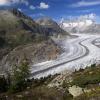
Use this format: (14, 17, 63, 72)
(0, 7, 100, 100)
(31, 33, 100, 78)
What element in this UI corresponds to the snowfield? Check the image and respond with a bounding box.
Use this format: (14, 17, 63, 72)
(30, 34, 100, 78)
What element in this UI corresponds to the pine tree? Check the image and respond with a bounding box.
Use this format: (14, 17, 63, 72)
(9, 58, 30, 93)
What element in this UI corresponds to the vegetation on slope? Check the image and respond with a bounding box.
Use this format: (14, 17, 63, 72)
(0, 58, 30, 93)
(0, 9, 48, 60)
(71, 64, 100, 88)
(0, 64, 100, 100)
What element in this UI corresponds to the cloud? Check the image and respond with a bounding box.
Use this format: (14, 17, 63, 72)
(70, 0, 100, 7)
(0, 0, 29, 6)
(29, 5, 35, 10)
(0, 0, 10, 5)
(21, 0, 29, 6)
(39, 2, 49, 9)
(29, 2, 49, 10)
(77, 13, 100, 23)
(0, 0, 50, 11)
(30, 13, 44, 18)
(79, 13, 96, 20)
(63, 13, 97, 22)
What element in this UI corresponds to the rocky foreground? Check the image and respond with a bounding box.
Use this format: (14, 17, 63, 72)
(0, 64, 100, 100)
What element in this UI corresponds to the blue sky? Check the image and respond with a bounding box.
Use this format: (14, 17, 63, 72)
(0, 0, 100, 22)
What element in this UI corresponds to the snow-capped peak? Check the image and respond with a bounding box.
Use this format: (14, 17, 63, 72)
(60, 18, 94, 29)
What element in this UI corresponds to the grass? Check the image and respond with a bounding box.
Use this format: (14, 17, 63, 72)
(74, 86, 100, 100)
(71, 64, 100, 88)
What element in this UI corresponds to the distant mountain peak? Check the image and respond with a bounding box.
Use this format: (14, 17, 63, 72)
(35, 17, 56, 26)
(35, 17, 69, 36)
(60, 18, 95, 33)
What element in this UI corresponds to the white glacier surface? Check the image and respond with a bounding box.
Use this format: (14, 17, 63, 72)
(30, 34, 100, 78)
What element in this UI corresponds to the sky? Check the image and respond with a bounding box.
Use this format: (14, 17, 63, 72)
(0, 0, 100, 23)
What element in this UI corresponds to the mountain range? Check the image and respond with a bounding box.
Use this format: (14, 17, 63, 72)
(60, 18, 100, 34)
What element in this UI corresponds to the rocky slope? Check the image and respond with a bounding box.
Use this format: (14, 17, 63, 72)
(0, 9, 49, 59)
(1, 64, 100, 100)
(0, 9, 67, 74)
(80, 24, 100, 33)
(0, 39, 62, 74)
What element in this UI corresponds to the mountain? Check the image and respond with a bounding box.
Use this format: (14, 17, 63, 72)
(35, 17, 69, 36)
(0, 9, 50, 60)
(0, 9, 49, 43)
(80, 24, 100, 33)
(0, 9, 69, 55)
(0, 9, 64, 74)
(60, 18, 100, 34)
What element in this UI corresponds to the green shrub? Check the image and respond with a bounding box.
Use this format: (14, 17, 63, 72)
(71, 65, 100, 88)
(91, 64, 96, 68)
(9, 59, 30, 93)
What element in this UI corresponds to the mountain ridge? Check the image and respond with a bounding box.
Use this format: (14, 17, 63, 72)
(0, 8, 66, 74)
(35, 17, 69, 36)
(60, 18, 100, 34)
